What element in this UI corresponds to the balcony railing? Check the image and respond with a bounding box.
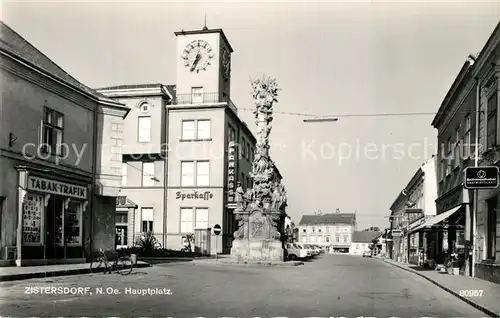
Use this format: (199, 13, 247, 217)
(173, 92, 237, 114)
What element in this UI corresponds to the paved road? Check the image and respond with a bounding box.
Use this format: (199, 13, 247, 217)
(0, 254, 488, 317)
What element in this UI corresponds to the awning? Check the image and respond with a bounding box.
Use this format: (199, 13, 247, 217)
(411, 205, 461, 233)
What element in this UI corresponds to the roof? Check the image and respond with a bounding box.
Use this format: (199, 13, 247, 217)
(0, 21, 124, 106)
(352, 231, 383, 243)
(298, 213, 356, 226)
(174, 28, 234, 53)
(96, 83, 175, 93)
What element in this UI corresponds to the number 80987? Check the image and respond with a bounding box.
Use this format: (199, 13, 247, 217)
(459, 289, 483, 297)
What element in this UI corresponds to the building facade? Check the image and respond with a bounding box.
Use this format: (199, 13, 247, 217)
(389, 156, 438, 265)
(298, 213, 356, 253)
(430, 22, 500, 282)
(349, 231, 383, 256)
(0, 22, 129, 266)
(95, 84, 174, 248)
(97, 27, 287, 255)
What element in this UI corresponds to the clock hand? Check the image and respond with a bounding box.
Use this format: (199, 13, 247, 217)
(190, 50, 201, 71)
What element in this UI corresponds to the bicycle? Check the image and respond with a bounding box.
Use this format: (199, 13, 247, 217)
(90, 248, 133, 275)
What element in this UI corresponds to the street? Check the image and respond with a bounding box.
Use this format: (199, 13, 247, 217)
(0, 254, 487, 317)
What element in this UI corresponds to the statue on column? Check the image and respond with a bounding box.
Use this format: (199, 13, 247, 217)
(235, 181, 244, 210)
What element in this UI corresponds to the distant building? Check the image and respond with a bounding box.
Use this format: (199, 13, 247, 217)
(388, 156, 438, 266)
(298, 213, 356, 253)
(349, 231, 383, 256)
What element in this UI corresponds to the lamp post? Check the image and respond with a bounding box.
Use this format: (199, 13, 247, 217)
(303, 117, 339, 123)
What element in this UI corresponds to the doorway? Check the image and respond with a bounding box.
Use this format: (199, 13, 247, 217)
(45, 195, 64, 259)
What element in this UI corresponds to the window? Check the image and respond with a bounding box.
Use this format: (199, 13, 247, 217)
(318, 236, 323, 243)
(310, 236, 316, 243)
(301, 237, 307, 243)
(182, 120, 211, 140)
(487, 91, 497, 149)
(246, 143, 250, 160)
(250, 148, 254, 163)
(41, 107, 64, 156)
(191, 87, 203, 103)
(464, 115, 472, 158)
(138, 116, 151, 142)
(142, 162, 155, 186)
(487, 196, 497, 259)
(64, 201, 82, 245)
(343, 235, 348, 243)
(241, 172, 245, 188)
(454, 127, 460, 168)
(228, 125, 236, 144)
(196, 161, 210, 186)
(446, 136, 452, 175)
(122, 163, 127, 186)
(302, 229, 306, 233)
(241, 137, 246, 157)
(181, 161, 209, 186)
(325, 236, 330, 243)
(195, 208, 209, 229)
(318, 228, 322, 233)
(181, 161, 195, 186)
(115, 213, 128, 223)
(141, 208, 153, 232)
(246, 176, 250, 190)
(180, 208, 193, 233)
(336, 236, 340, 242)
(312, 227, 315, 232)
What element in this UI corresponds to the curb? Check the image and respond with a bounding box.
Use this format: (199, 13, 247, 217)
(0, 263, 151, 282)
(192, 259, 304, 267)
(380, 259, 499, 318)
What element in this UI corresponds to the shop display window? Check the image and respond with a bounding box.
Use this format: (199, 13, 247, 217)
(22, 193, 43, 244)
(65, 201, 82, 245)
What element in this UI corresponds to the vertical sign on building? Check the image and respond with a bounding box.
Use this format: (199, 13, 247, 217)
(227, 141, 236, 203)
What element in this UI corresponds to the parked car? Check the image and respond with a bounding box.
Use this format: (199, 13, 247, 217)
(310, 246, 321, 256)
(362, 250, 372, 258)
(285, 243, 308, 260)
(296, 244, 312, 258)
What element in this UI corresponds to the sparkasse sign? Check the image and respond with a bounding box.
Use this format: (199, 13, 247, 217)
(464, 166, 499, 189)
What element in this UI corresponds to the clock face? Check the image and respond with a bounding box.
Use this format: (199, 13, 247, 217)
(181, 39, 215, 73)
(222, 48, 231, 80)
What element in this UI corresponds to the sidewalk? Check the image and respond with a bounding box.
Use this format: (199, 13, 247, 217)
(380, 257, 500, 317)
(0, 261, 151, 282)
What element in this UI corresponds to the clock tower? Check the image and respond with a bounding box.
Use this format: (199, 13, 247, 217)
(174, 27, 234, 104)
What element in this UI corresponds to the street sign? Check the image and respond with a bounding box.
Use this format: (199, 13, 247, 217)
(464, 166, 499, 189)
(213, 224, 221, 236)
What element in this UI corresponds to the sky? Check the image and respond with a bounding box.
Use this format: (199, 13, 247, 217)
(2, 0, 499, 231)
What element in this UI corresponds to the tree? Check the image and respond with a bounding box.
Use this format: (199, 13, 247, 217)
(363, 226, 380, 231)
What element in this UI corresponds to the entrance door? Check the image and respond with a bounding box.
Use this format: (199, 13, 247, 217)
(116, 226, 127, 248)
(45, 195, 64, 259)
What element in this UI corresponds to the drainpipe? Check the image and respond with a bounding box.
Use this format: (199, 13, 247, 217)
(89, 105, 98, 259)
(472, 75, 480, 278)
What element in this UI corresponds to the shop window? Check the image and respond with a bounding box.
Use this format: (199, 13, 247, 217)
(41, 107, 64, 156)
(65, 201, 82, 245)
(141, 208, 153, 232)
(180, 207, 193, 233)
(22, 193, 43, 245)
(195, 208, 209, 229)
(487, 196, 497, 260)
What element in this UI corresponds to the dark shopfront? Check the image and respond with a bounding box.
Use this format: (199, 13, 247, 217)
(17, 173, 89, 266)
(424, 186, 469, 274)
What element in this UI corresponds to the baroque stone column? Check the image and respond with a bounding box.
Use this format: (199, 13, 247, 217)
(231, 77, 288, 262)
